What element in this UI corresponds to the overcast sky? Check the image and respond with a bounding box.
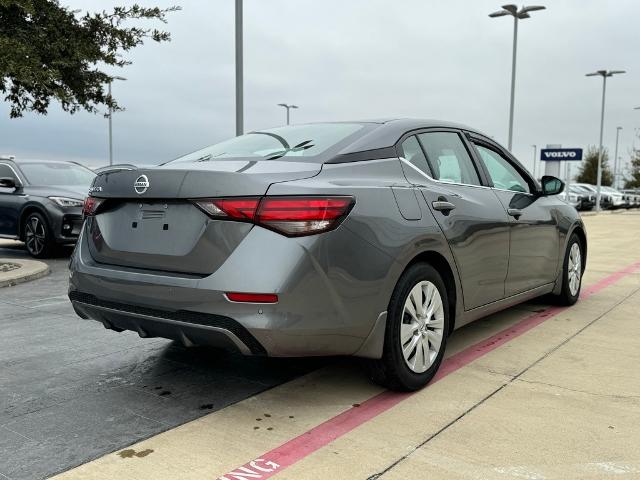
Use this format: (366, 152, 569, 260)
(1, 0, 639, 177)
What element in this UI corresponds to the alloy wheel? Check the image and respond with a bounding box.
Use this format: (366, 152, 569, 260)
(25, 216, 46, 256)
(568, 242, 582, 296)
(400, 281, 445, 374)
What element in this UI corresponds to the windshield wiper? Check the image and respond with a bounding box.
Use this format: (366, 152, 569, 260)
(265, 140, 314, 160)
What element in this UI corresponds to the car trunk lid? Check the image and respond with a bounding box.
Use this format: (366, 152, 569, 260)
(86, 160, 321, 275)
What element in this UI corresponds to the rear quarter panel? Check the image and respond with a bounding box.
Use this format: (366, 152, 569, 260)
(267, 158, 463, 336)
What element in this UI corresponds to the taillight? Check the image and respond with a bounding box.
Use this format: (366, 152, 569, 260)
(193, 197, 260, 221)
(82, 197, 104, 218)
(256, 196, 354, 236)
(191, 195, 354, 237)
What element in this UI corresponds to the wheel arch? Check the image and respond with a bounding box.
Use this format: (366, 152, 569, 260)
(18, 204, 51, 241)
(403, 250, 459, 336)
(570, 224, 587, 271)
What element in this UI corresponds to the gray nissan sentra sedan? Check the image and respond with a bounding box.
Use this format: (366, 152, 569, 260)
(69, 119, 586, 391)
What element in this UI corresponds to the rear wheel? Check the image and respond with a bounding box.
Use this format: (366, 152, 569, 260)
(552, 233, 583, 305)
(23, 212, 54, 258)
(366, 263, 450, 391)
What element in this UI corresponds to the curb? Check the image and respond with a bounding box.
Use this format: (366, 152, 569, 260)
(0, 259, 50, 288)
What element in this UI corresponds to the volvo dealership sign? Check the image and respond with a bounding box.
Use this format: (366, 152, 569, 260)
(540, 148, 583, 161)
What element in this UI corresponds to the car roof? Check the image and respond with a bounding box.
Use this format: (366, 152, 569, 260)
(336, 118, 490, 154)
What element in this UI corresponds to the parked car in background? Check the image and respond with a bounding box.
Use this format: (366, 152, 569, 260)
(573, 183, 613, 210)
(600, 186, 627, 209)
(621, 189, 640, 208)
(0, 158, 95, 257)
(69, 119, 587, 391)
(557, 189, 580, 209)
(567, 185, 595, 211)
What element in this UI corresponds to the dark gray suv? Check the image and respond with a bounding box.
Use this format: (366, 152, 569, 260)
(0, 158, 95, 257)
(69, 119, 586, 391)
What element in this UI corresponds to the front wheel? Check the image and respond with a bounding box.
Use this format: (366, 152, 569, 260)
(23, 212, 54, 258)
(552, 233, 583, 306)
(366, 263, 450, 391)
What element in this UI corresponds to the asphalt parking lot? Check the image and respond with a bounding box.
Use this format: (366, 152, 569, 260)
(2, 212, 640, 480)
(0, 244, 324, 480)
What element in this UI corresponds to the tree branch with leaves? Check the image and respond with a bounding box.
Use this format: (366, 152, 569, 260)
(0, 0, 180, 118)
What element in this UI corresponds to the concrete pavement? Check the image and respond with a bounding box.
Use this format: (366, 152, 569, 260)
(51, 212, 640, 480)
(0, 240, 50, 287)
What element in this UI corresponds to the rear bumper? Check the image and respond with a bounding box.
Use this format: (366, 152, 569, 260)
(68, 222, 394, 358)
(69, 291, 265, 355)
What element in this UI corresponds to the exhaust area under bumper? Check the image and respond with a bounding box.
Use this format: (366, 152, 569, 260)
(69, 291, 266, 355)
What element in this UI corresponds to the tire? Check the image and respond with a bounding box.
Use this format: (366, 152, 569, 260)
(552, 233, 583, 306)
(23, 212, 55, 258)
(366, 263, 450, 391)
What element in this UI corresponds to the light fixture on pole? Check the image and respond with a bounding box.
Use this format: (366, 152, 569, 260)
(235, 0, 243, 136)
(489, 4, 546, 151)
(586, 69, 626, 212)
(277, 103, 299, 125)
(531, 144, 537, 179)
(107, 76, 126, 166)
(613, 126, 622, 189)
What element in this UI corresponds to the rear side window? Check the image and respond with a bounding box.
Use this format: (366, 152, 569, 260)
(400, 136, 431, 176)
(418, 132, 480, 186)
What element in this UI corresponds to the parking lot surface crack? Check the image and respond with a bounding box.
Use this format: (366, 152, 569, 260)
(514, 378, 640, 401)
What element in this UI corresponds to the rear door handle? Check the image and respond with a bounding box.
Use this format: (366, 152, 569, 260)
(507, 208, 523, 218)
(432, 201, 456, 212)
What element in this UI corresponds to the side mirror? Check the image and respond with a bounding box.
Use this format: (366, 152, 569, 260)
(0, 177, 17, 190)
(540, 175, 564, 196)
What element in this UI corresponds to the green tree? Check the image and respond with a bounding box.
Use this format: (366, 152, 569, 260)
(624, 148, 640, 189)
(575, 145, 613, 186)
(0, 0, 179, 118)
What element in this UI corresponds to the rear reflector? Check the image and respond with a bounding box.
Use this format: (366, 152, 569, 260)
(82, 197, 104, 218)
(226, 292, 279, 303)
(191, 195, 354, 237)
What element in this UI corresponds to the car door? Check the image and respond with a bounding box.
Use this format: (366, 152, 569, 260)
(469, 137, 560, 296)
(398, 130, 511, 310)
(0, 163, 25, 237)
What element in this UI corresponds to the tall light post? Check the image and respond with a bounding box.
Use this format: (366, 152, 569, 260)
(107, 76, 126, 166)
(613, 126, 622, 189)
(277, 103, 298, 125)
(489, 4, 546, 151)
(235, 0, 243, 136)
(586, 69, 625, 212)
(531, 144, 537, 178)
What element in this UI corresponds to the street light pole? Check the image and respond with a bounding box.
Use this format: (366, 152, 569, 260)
(489, 4, 546, 151)
(235, 0, 243, 136)
(277, 103, 299, 125)
(108, 81, 113, 166)
(106, 76, 126, 166)
(613, 126, 622, 189)
(531, 144, 537, 178)
(586, 70, 625, 212)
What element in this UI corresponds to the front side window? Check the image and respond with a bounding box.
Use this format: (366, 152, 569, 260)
(168, 123, 365, 164)
(400, 136, 431, 176)
(0, 164, 18, 182)
(417, 132, 480, 186)
(475, 145, 530, 193)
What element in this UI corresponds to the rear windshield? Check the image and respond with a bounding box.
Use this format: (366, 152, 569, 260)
(20, 162, 96, 186)
(167, 123, 366, 164)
